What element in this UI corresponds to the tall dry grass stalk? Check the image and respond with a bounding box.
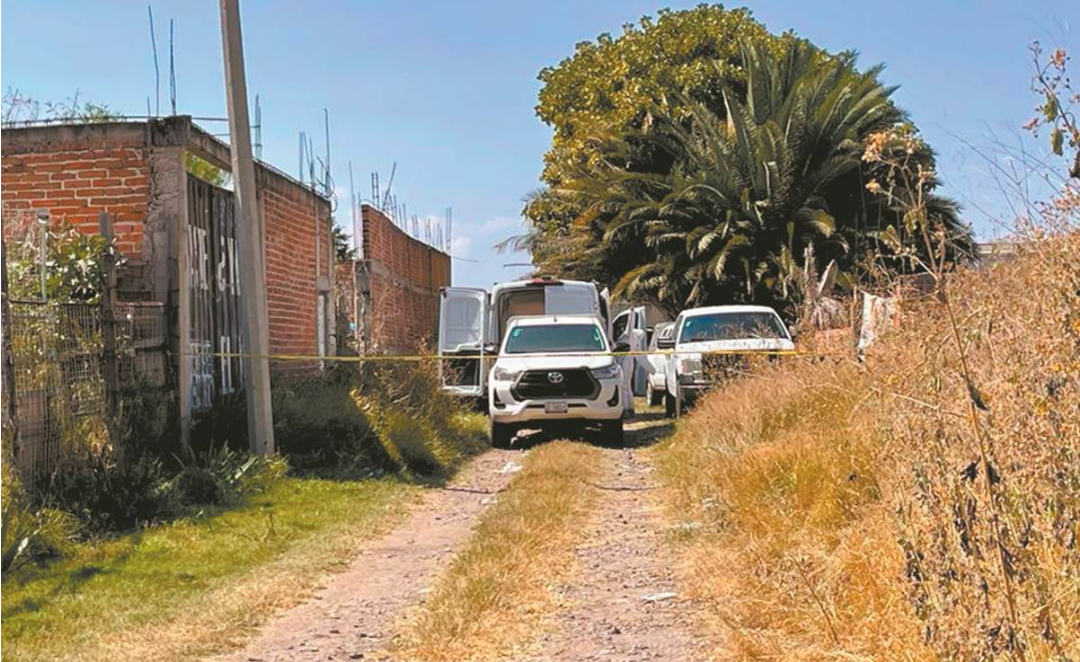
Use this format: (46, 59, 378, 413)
(655, 228, 1080, 660)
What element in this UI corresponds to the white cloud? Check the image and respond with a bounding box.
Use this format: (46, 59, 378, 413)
(450, 236, 473, 258)
(478, 215, 526, 233)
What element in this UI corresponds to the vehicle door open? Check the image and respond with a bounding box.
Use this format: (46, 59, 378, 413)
(438, 287, 488, 398)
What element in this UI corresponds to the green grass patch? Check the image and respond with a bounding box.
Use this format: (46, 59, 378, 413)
(1, 475, 419, 662)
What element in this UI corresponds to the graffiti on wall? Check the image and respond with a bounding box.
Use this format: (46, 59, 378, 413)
(187, 176, 243, 412)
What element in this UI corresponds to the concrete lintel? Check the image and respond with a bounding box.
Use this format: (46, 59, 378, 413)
(1, 116, 192, 155)
(186, 123, 234, 172)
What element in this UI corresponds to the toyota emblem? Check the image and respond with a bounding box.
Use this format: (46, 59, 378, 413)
(547, 371, 565, 384)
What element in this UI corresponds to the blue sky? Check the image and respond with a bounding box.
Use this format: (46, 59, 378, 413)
(3, 1, 1076, 287)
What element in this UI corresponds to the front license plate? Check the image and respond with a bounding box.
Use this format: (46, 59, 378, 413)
(545, 401, 568, 414)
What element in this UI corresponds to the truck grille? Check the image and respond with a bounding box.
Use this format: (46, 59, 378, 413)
(512, 368, 598, 399)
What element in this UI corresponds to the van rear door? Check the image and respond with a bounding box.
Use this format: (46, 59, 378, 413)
(599, 288, 612, 338)
(438, 287, 488, 397)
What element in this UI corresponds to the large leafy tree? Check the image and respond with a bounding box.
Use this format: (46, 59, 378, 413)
(523, 14, 971, 316)
(520, 5, 786, 274)
(535, 5, 782, 188)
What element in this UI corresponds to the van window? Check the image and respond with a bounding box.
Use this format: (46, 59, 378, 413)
(496, 289, 543, 341)
(443, 297, 484, 347)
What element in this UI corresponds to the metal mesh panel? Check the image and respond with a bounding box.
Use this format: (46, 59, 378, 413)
(116, 302, 167, 386)
(9, 302, 104, 481)
(7, 300, 168, 482)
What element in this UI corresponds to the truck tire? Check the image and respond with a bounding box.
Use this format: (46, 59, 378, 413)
(664, 391, 676, 418)
(600, 419, 624, 446)
(490, 420, 514, 449)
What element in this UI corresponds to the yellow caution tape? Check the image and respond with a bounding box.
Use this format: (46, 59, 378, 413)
(181, 348, 807, 362)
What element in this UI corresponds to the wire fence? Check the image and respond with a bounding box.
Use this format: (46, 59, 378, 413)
(7, 300, 167, 483)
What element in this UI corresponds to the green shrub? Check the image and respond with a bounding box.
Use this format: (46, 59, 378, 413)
(189, 390, 250, 454)
(352, 358, 485, 472)
(1, 465, 78, 577)
(5, 218, 117, 303)
(357, 399, 443, 475)
(168, 446, 287, 507)
(271, 379, 394, 475)
(1, 502, 78, 577)
(43, 449, 178, 536)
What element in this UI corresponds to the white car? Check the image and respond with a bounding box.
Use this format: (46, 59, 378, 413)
(645, 322, 675, 406)
(488, 315, 631, 447)
(664, 305, 794, 417)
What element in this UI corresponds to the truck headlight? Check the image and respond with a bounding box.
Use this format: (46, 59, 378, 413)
(589, 362, 621, 380)
(492, 366, 522, 381)
(676, 356, 703, 383)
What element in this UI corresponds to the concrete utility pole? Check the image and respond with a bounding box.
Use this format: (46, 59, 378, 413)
(219, 0, 275, 455)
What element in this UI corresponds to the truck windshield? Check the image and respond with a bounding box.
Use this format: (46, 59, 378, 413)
(504, 324, 606, 354)
(679, 312, 787, 343)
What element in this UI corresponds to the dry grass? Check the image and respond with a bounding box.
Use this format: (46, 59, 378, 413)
(656, 230, 1080, 661)
(393, 440, 603, 661)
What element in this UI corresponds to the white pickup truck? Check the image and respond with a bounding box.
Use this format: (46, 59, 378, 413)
(663, 305, 794, 417)
(488, 315, 631, 447)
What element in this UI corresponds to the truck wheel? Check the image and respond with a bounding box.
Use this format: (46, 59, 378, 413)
(490, 420, 514, 449)
(600, 419, 624, 445)
(664, 391, 676, 418)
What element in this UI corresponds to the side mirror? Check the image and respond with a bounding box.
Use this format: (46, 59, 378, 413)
(787, 325, 797, 340)
(613, 341, 631, 353)
(482, 343, 498, 355)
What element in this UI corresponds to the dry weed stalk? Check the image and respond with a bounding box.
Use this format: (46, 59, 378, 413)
(656, 65, 1079, 657)
(863, 124, 1054, 659)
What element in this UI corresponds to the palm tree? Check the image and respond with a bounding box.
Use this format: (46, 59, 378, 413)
(542, 39, 970, 315)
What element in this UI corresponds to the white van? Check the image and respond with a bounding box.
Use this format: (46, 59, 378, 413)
(438, 278, 647, 401)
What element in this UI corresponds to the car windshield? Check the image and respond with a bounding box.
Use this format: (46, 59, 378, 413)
(679, 312, 787, 343)
(504, 323, 606, 354)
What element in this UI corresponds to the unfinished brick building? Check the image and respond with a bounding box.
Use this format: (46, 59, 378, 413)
(3, 117, 454, 433)
(337, 204, 451, 354)
(2, 116, 335, 436)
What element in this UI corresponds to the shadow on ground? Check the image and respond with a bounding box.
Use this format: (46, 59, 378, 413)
(504, 400, 674, 452)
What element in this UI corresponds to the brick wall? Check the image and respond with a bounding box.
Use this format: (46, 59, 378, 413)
(259, 169, 334, 369)
(2, 120, 450, 386)
(357, 204, 451, 353)
(2, 119, 335, 384)
(2, 132, 151, 258)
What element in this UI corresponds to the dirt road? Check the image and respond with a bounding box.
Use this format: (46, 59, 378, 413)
(216, 411, 705, 662)
(522, 419, 707, 661)
(216, 449, 519, 662)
